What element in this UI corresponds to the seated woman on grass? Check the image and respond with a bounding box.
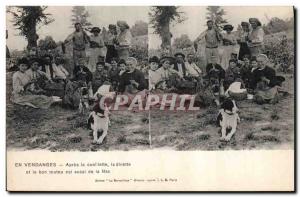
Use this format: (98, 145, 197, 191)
(11, 57, 60, 109)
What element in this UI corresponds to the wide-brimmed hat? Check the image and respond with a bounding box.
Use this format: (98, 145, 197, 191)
(91, 27, 101, 33)
(249, 18, 262, 26)
(117, 21, 129, 29)
(149, 56, 159, 64)
(223, 24, 234, 31)
(241, 22, 250, 27)
(174, 52, 186, 59)
(108, 24, 117, 30)
(159, 56, 175, 65)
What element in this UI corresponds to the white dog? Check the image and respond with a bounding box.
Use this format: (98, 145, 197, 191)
(217, 98, 240, 141)
(87, 85, 115, 144)
(87, 106, 110, 144)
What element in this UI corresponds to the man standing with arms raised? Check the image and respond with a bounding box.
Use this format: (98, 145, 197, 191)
(64, 22, 90, 73)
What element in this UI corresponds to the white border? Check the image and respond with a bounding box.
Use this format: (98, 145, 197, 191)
(1, 0, 299, 196)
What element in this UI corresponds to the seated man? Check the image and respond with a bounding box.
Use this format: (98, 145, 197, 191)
(155, 56, 182, 91)
(118, 57, 147, 93)
(252, 54, 285, 104)
(73, 58, 93, 84)
(173, 52, 187, 77)
(108, 58, 120, 91)
(92, 61, 110, 93)
(41, 54, 54, 79)
(25, 57, 53, 95)
(185, 53, 202, 78)
(224, 59, 243, 91)
(239, 55, 253, 89)
(52, 56, 69, 81)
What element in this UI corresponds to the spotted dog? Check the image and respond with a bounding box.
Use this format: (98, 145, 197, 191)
(217, 98, 240, 141)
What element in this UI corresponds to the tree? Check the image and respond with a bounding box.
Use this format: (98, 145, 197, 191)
(206, 6, 227, 29)
(7, 6, 54, 49)
(38, 36, 57, 50)
(149, 6, 186, 50)
(173, 34, 192, 49)
(130, 20, 148, 37)
(70, 6, 92, 30)
(263, 17, 289, 34)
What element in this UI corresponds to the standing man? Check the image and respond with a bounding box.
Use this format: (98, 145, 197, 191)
(64, 23, 90, 70)
(194, 20, 222, 64)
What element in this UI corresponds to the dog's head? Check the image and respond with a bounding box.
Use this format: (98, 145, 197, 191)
(221, 98, 238, 115)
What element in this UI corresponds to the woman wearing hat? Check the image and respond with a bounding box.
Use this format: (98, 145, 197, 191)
(219, 24, 237, 70)
(115, 21, 132, 60)
(248, 18, 265, 57)
(88, 27, 106, 72)
(104, 24, 118, 63)
(237, 22, 251, 60)
(11, 57, 59, 109)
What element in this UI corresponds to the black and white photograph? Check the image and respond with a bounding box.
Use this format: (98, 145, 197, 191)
(4, 4, 296, 192)
(6, 6, 294, 151)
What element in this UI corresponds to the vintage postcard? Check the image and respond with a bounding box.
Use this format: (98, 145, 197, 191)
(6, 6, 295, 191)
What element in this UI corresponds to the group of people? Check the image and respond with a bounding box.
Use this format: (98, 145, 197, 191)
(148, 17, 285, 105)
(64, 21, 132, 73)
(10, 17, 286, 110)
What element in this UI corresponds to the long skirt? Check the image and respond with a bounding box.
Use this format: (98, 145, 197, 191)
(106, 45, 118, 63)
(219, 45, 233, 70)
(88, 47, 107, 72)
(238, 42, 251, 60)
(116, 46, 129, 61)
(11, 93, 55, 109)
(254, 86, 279, 104)
(249, 45, 263, 58)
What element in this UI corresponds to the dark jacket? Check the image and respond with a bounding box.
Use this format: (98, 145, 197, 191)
(73, 66, 93, 83)
(118, 69, 147, 93)
(173, 61, 186, 77)
(251, 66, 276, 89)
(206, 63, 225, 80)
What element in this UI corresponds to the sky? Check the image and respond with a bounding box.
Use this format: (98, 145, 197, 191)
(6, 6, 293, 50)
(6, 6, 149, 50)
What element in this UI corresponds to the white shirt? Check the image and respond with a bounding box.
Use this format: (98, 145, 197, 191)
(185, 61, 202, 77)
(52, 64, 69, 79)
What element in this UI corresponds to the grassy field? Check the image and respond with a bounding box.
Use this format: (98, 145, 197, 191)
(6, 72, 294, 151)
